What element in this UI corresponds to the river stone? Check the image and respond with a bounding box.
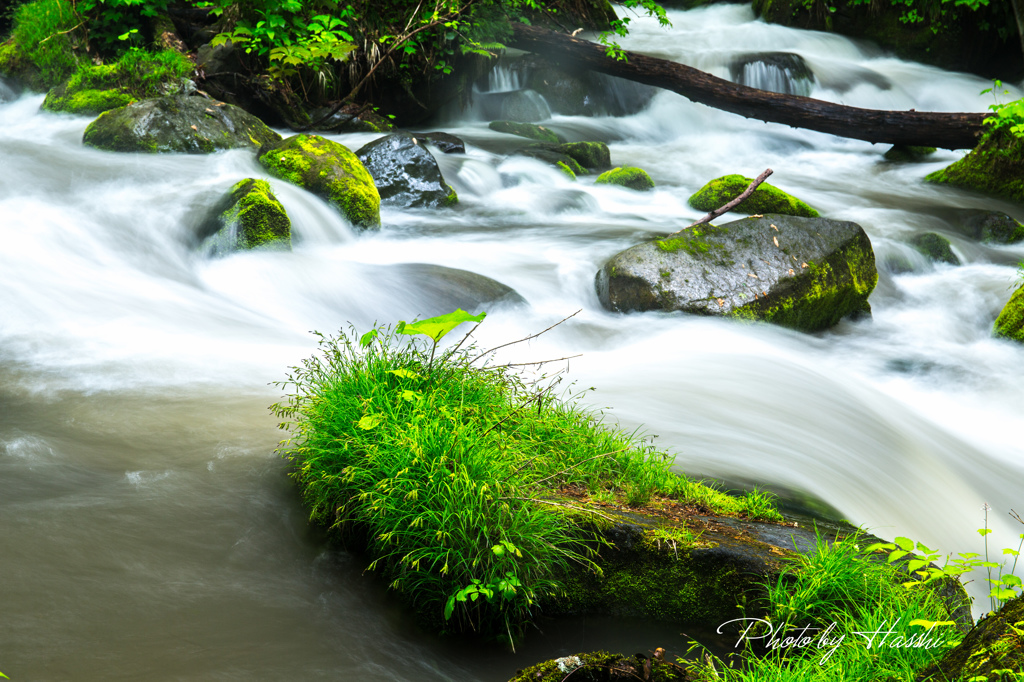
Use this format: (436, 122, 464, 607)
(883, 145, 936, 162)
(258, 134, 381, 229)
(595, 166, 654, 191)
(690, 174, 819, 217)
(595, 214, 877, 332)
(961, 210, 1024, 244)
(198, 178, 291, 255)
(926, 127, 1024, 204)
(498, 88, 551, 122)
(910, 232, 959, 265)
(355, 132, 457, 209)
(516, 146, 586, 176)
(488, 120, 564, 143)
(994, 284, 1024, 344)
(82, 95, 281, 154)
(917, 593, 1024, 681)
(729, 52, 814, 96)
(383, 263, 525, 314)
(417, 131, 465, 154)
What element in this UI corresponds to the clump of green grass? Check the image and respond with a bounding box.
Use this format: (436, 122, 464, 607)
(272, 318, 780, 641)
(689, 534, 962, 681)
(5, 0, 81, 88)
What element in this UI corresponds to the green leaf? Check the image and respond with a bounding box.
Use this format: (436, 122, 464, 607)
(991, 587, 1018, 601)
(895, 536, 914, 552)
(888, 549, 910, 563)
(907, 559, 929, 573)
(979, 528, 993, 536)
(910, 619, 956, 629)
(388, 369, 424, 380)
(360, 329, 379, 347)
(864, 542, 894, 553)
(444, 595, 456, 620)
(397, 309, 486, 343)
(1004, 548, 1020, 557)
(492, 544, 505, 556)
(357, 414, 384, 430)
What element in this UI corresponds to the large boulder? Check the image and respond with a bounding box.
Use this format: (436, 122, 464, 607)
(690, 174, 819, 217)
(926, 128, 1024, 204)
(82, 96, 280, 154)
(355, 133, 457, 209)
(994, 284, 1024, 343)
(596, 215, 877, 332)
(197, 178, 291, 255)
(257, 134, 381, 230)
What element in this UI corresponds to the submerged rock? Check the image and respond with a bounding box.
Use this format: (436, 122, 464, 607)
(488, 120, 563, 143)
(516, 141, 609, 175)
(595, 166, 655, 191)
(595, 214, 877, 332)
(910, 233, 959, 265)
(198, 178, 291, 255)
(961, 210, 1024, 244)
(258, 134, 381, 229)
(729, 52, 814, 96)
(689, 174, 819, 217)
(356, 133, 457, 209)
(883, 145, 937, 162)
(82, 95, 280, 154)
(926, 128, 1024, 204)
(994, 284, 1024, 344)
(382, 263, 526, 313)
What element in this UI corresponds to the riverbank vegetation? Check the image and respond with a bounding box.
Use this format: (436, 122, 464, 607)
(271, 312, 779, 640)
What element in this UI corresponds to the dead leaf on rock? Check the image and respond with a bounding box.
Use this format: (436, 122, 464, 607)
(773, 236, 780, 247)
(788, 269, 795, 275)
(717, 298, 725, 307)
(801, 262, 809, 268)
(747, 273, 759, 278)
(190, 124, 198, 131)
(771, 224, 778, 231)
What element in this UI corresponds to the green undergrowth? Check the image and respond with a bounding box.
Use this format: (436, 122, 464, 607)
(1, 0, 82, 89)
(687, 534, 964, 681)
(272, 314, 779, 641)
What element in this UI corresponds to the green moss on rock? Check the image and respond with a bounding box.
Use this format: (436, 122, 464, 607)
(258, 134, 381, 230)
(556, 161, 577, 180)
(926, 128, 1024, 204)
(689, 174, 819, 217)
(488, 120, 562, 143)
(509, 651, 689, 682)
(226, 179, 291, 250)
(883, 145, 937, 162)
(918, 593, 1024, 681)
(964, 211, 1024, 244)
(910, 232, 960, 265)
(595, 166, 655, 191)
(994, 284, 1024, 344)
(557, 141, 611, 170)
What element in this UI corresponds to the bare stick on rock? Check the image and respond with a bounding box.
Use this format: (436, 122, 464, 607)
(685, 168, 773, 230)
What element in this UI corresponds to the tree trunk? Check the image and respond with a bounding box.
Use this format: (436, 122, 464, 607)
(508, 23, 987, 150)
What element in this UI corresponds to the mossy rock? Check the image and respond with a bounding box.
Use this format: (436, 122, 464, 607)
(258, 134, 381, 230)
(488, 120, 563, 143)
(689, 174, 818, 217)
(83, 96, 280, 154)
(558, 141, 611, 170)
(556, 162, 577, 180)
(883, 145, 937, 162)
(909, 233, 959, 265)
(596, 214, 877, 333)
(962, 210, 1024, 245)
(44, 83, 134, 115)
(917, 593, 1024, 681)
(595, 166, 655, 191)
(926, 128, 1024, 205)
(993, 284, 1024, 344)
(508, 651, 690, 682)
(517, 145, 586, 176)
(198, 178, 291, 255)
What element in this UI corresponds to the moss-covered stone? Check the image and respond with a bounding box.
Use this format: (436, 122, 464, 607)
(518, 145, 586, 175)
(689, 174, 819, 217)
(595, 166, 655, 191)
(963, 211, 1024, 244)
(83, 96, 280, 154)
(917, 593, 1024, 681)
(508, 651, 690, 682)
(910, 232, 960, 265)
(258, 134, 381, 230)
(558, 141, 611, 170)
(556, 161, 577, 180)
(883, 145, 937, 162)
(926, 128, 1024, 205)
(488, 120, 563, 143)
(994, 284, 1024, 344)
(225, 179, 291, 250)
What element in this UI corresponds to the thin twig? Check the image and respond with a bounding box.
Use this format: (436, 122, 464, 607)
(468, 310, 582, 365)
(683, 168, 773, 230)
(485, 354, 583, 369)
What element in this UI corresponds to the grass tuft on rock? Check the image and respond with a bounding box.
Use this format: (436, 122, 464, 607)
(272, 319, 779, 641)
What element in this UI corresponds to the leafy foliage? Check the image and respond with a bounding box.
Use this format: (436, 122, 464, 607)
(983, 80, 1024, 138)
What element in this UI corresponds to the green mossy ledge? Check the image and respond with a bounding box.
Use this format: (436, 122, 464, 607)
(488, 120, 564, 143)
(595, 166, 655, 191)
(258, 134, 381, 230)
(689, 174, 819, 217)
(994, 284, 1024, 344)
(82, 96, 281, 154)
(200, 179, 291, 254)
(43, 65, 135, 116)
(596, 214, 877, 333)
(926, 128, 1024, 205)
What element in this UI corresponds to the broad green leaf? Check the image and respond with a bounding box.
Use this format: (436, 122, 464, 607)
(388, 368, 423, 380)
(397, 309, 486, 343)
(907, 559, 928, 573)
(1003, 548, 1020, 557)
(888, 549, 910, 563)
(492, 545, 505, 556)
(863, 542, 893, 553)
(444, 595, 456, 620)
(360, 329, 378, 347)
(400, 390, 422, 403)
(357, 414, 384, 430)
(895, 536, 914, 552)
(991, 587, 1017, 601)
(978, 528, 993, 536)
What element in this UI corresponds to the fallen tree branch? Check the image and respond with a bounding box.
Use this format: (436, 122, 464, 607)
(508, 23, 986, 150)
(686, 168, 773, 228)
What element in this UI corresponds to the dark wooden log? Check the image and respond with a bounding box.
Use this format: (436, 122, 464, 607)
(508, 23, 987, 150)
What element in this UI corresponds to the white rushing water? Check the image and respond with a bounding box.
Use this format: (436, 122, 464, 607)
(2, 5, 1024, 679)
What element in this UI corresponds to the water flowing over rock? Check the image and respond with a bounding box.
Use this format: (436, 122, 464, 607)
(197, 178, 291, 255)
(729, 52, 814, 96)
(910, 233, 959, 266)
(82, 95, 281, 154)
(994, 284, 1024, 344)
(488, 120, 564, 143)
(596, 215, 877, 332)
(416, 132, 465, 154)
(356, 133, 457, 209)
(0, 76, 20, 103)
(258, 134, 381, 230)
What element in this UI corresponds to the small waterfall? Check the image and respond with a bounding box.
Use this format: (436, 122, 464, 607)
(484, 64, 523, 93)
(730, 52, 815, 96)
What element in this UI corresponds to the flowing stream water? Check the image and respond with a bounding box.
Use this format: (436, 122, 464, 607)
(2, 5, 1024, 680)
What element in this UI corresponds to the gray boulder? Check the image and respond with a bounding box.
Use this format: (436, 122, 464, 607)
(596, 214, 877, 332)
(82, 96, 281, 154)
(356, 132, 457, 209)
